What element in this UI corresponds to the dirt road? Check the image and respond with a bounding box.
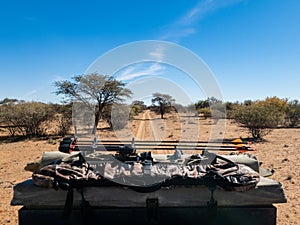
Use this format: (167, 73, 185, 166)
(135, 110, 161, 141)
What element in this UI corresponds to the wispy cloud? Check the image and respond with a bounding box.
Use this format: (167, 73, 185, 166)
(159, 0, 245, 42)
(160, 28, 196, 43)
(22, 89, 38, 98)
(117, 63, 165, 81)
(116, 44, 167, 81)
(149, 45, 166, 61)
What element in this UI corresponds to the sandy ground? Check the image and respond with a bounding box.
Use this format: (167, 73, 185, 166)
(0, 110, 299, 225)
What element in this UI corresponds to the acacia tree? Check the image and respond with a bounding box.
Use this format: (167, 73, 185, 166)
(151, 93, 174, 119)
(54, 73, 132, 134)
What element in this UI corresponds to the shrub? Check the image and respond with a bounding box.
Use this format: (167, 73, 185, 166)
(0, 102, 22, 136)
(50, 103, 73, 136)
(0, 101, 55, 136)
(130, 101, 146, 118)
(285, 100, 300, 127)
(231, 98, 286, 141)
(199, 107, 211, 118)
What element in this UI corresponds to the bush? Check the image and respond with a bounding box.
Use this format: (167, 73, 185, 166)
(0, 101, 55, 136)
(130, 101, 146, 118)
(0, 102, 22, 136)
(231, 97, 287, 141)
(50, 103, 73, 136)
(198, 107, 211, 118)
(285, 100, 300, 127)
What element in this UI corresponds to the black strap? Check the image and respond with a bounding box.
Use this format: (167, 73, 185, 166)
(62, 188, 74, 220)
(62, 187, 94, 224)
(79, 189, 93, 225)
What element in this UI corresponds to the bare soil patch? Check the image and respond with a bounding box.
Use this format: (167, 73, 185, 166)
(0, 111, 299, 225)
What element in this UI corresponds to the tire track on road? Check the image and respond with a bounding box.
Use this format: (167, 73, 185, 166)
(135, 110, 161, 141)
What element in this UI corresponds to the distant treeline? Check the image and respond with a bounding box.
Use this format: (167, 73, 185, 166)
(190, 96, 300, 140)
(0, 96, 299, 141)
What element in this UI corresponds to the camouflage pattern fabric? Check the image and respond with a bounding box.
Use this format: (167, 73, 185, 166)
(32, 153, 260, 192)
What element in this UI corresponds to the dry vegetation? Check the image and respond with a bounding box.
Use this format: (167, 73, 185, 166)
(0, 111, 299, 225)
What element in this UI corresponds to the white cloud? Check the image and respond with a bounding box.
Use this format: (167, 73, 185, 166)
(160, 28, 196, 43)
(160, 0, 245, 42)
(117, 63, 165, 81)
(149, 45, 165, 61)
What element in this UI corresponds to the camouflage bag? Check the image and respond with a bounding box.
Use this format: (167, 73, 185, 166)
(32, 153, 100, 189)
(31, 151, 260, 221)
(32, 152, 260, 192)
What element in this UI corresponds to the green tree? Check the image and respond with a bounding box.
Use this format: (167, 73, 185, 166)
(231, 97, 287, 141)
(0, 98, 20, 105)
(130, 100, 147, 117)
(54, 73, 132, 134)
(194, 97, 225, 119)
(194, 99, 209, 110)
(194, 97, 222, 110)
(151, 93, 174, 119)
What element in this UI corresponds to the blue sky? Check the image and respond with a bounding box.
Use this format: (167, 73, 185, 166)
(0, 0, 299, 104)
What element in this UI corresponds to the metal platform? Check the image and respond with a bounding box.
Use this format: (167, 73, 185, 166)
(19, 204, 277, 225)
